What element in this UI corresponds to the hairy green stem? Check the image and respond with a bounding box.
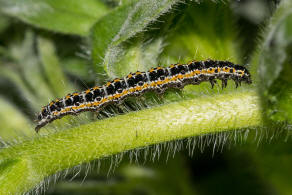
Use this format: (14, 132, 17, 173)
(0, 90, 261, 194)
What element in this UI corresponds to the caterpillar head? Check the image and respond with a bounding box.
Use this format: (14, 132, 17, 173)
(235, 65, 252, 84)
(242, 67, 252, 84)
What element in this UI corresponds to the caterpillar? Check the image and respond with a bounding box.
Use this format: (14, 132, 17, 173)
(35, 60, 252, 132)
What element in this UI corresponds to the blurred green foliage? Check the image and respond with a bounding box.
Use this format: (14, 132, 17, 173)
(0, 0, 109, 35)
(0, 0, 291, 194)
(258, 0, 292, 123)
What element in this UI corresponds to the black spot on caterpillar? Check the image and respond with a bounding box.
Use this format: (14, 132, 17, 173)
(35, 60, 252, 132)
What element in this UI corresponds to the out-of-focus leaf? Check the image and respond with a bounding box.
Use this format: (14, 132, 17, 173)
(111, 36, 165, 77)
(0, 31, 54, 110)
(1, 31, 93, 132)
(62, 58, 93, 82)
(91, 0, 180, 79)
(258, 0, 292, 123)
(161, 1, 239, 64)
(0, 97, 33, 140)
(0, 0, 109, 36)
(0, 14, 9, 34)
(248, 138, 292, 195)
(37, 36, 73, 97)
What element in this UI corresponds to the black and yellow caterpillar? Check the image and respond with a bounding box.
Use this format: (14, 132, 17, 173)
(35, 60, 252, 132)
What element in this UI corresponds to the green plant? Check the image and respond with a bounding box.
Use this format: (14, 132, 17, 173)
(0, 0, 291, 194)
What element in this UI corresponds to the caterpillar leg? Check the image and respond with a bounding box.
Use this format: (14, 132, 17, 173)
(209, 79, 217, 89)
(221, 79, 228, 89)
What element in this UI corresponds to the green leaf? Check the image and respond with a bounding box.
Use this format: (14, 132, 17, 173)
(91, 0, 180, 79)
(0, 0, 109, 36)
(258, 0, 292, 123)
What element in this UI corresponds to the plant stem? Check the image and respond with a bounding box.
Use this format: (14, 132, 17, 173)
(0, 90, 262, 194)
